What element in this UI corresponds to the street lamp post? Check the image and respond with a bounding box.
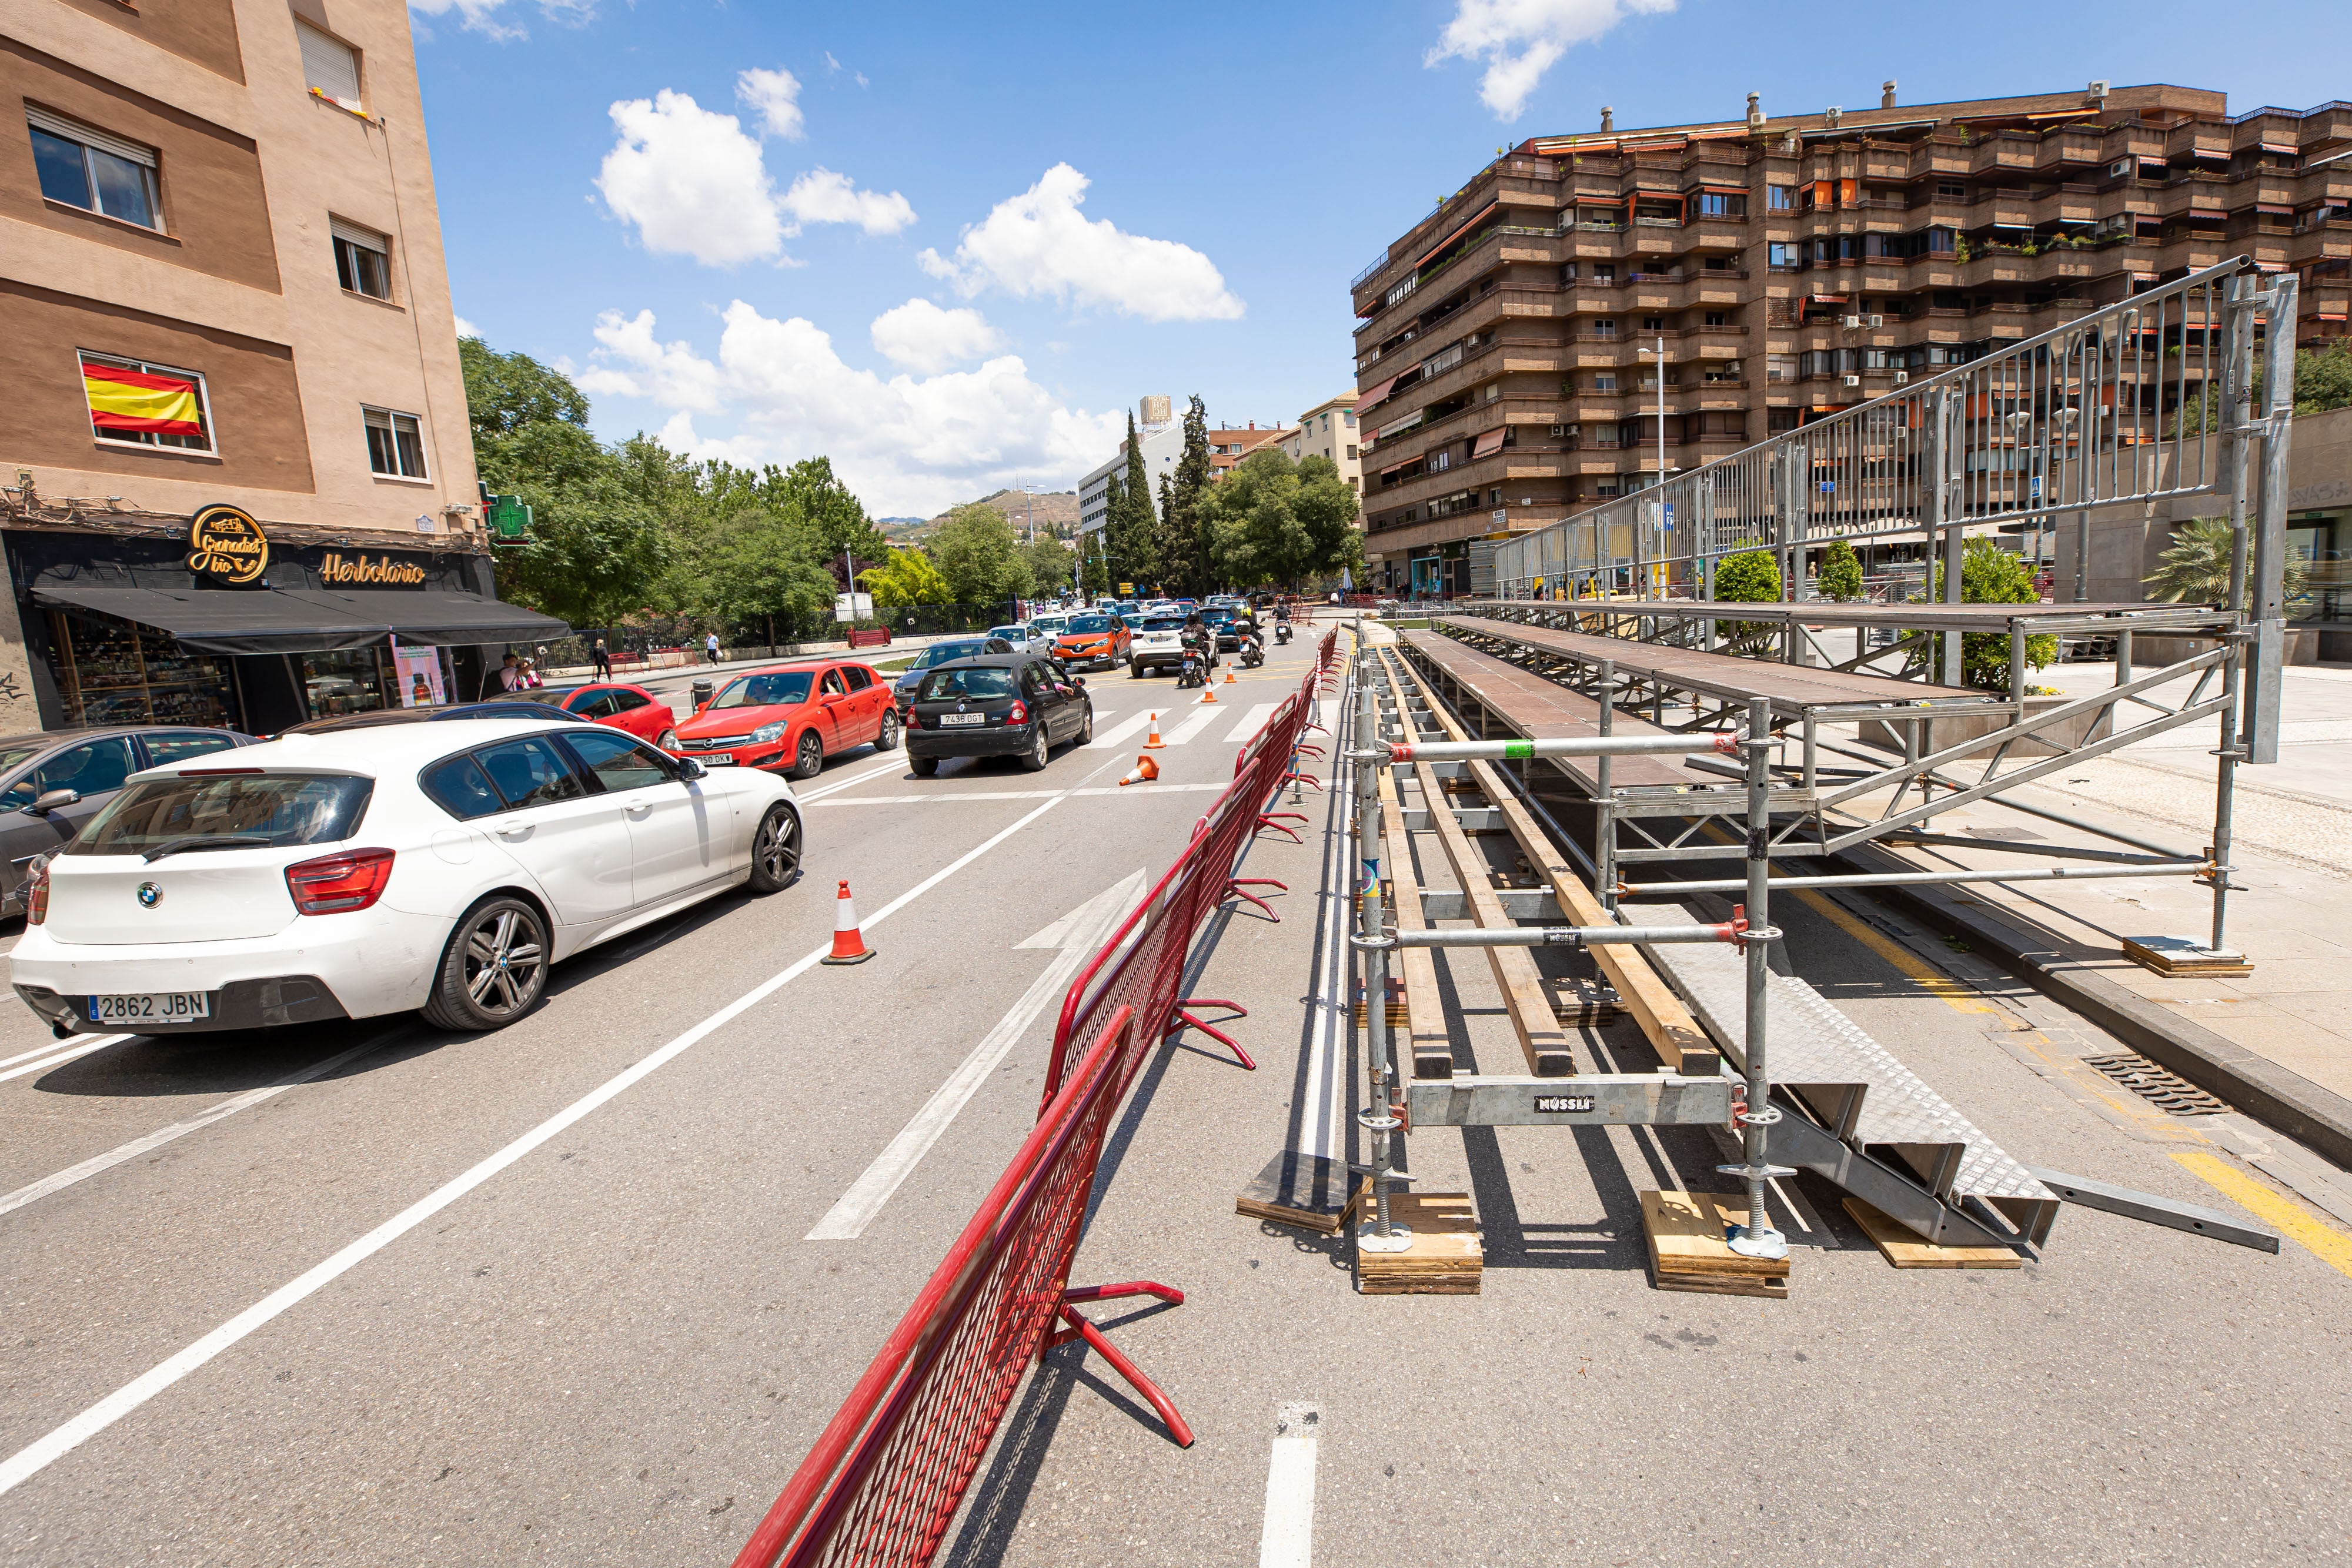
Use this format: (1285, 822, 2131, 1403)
(1640, 333, 1672, 598)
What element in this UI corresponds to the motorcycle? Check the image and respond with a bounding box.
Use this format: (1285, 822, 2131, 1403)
(1177, 648, 1205, 688)
(1274, 621, 1292, 646)
(1240, 636, 1264, 670)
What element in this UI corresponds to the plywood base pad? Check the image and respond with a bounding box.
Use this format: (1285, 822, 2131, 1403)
(1641, 1189, 1790, 1299)
(1843, 1198, 2022, 1269)
(1357, 1192, 1482, 1294)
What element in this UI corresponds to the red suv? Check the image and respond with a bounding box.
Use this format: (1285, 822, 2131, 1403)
(669, 660, 898, 777)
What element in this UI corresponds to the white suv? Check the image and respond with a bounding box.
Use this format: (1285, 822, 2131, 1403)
(1128, 614, 1212, 678)
(9, 720, 804, 1038)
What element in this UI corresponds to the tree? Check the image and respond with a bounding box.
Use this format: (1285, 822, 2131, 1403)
(2142, 515, 2308, 611)
(859, 547, 953, 607)
(1023, 533, 1075, 599)
(699, 504, 838, 647)
(496, 480, 672, 631)
(1156, 394, 1214, 595)
(931, 503, 1033, 606)
(1926, 538, 2057, 689)
(2172, 340, 2352, 436)
(1817, 538, 1863, 601)
(1102, 414, 1158, 590)
(1198, 448, 1361, 590)
(1711, 548, 1781, 644)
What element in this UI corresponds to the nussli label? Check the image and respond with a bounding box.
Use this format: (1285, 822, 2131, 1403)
(185, 504, 269, 585)
(319, 552, 429, 587)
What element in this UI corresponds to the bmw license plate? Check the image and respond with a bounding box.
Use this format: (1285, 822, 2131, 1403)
(89, 991, 211, 1025)
(941, 713, 985, 727)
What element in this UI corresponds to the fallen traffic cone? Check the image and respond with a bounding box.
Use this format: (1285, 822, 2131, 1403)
(1118, 754, 1160, 787)
(1143, 712, 1166, 748)
(821, 878, 875, 965)
(1224, 667, 1237, 684)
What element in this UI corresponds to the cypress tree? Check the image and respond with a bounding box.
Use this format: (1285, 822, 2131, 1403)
(1162, 394, 1213, 596)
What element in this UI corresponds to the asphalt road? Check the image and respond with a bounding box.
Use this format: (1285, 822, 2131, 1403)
(0, 641, 1325, 1564)
(5, 621, 2350, 1566)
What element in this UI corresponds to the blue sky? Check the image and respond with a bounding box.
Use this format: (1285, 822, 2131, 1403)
(412, 0, 2351, 517)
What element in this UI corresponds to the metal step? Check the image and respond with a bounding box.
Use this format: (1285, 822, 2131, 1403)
(1625, 902, 2059, 1248)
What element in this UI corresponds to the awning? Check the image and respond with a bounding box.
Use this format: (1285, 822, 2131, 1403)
(1359, 375, 1401, 409)
(1472, 428, 1506, 459)
(32, 581, 567, 654)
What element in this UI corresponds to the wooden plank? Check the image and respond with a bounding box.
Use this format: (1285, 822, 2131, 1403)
(1235, 1152, 1362, 1235)
(1641, 1189, 1790, 1298)
(1357, 1192, 1482, 1295)
(1378, 770, 1456, 1079)
(1379, 650, 1575, 1079)
(1400, 631, 1695, 791)
(1842, 1198, 2022, 1269)
(1387, 648, 1719, 1076)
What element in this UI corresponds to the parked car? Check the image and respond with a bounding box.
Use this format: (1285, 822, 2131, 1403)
(542, 682, 679, 747)
(1051, 611, 1130, 671)
(987, 623, 1053, 655)
(0, 726, 257, 918)
(1128, 613, 1214, 678)
(890, 636, 1015, 711)
(672, 660, 898, 778)
(8, 720, 803, 1038)
(904, 654, 1094, 776)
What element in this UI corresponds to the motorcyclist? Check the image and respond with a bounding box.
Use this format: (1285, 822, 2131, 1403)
(1179, 612, 1210, 687)
(1235, 607, 1264, 667)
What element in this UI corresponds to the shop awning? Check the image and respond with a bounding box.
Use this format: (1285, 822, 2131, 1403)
(32, 581, 568, 654)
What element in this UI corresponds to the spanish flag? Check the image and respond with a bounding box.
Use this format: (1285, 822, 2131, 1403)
(83, 362, 203, 437)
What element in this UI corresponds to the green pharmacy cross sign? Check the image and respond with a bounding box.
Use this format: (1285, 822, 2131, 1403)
(486, 494, 534, 543)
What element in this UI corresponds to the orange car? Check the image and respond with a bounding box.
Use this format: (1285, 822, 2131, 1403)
(1051, 611, 1130, 671)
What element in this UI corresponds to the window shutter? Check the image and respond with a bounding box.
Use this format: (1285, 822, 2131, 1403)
(329, 216, 387, 253)
(297, 21, 362, 107)
(25, 106, 155, 166)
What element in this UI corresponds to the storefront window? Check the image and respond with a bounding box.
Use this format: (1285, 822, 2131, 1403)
(48, 609, 238, 728)
(300, 647, 397, 719)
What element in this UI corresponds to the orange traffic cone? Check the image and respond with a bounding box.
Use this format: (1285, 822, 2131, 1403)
(1200, 681, 1219, 705)
(1118, 754, 1160, 787)
(1143, 712, 1166, 748)
(1224, 667, 1237, 684)
(821, 878, 875, 965)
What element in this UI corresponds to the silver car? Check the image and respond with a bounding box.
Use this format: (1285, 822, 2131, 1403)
(0, 725, 258, 915)
(987, 623, 1054, 654)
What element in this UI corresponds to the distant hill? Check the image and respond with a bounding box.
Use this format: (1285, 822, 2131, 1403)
(927, 488, 1080, 537)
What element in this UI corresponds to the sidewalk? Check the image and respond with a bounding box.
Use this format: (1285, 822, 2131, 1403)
(1825, 657, 2352, 1118)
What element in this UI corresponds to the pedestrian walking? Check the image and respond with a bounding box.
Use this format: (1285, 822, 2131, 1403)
(592, 637, 612, 680)
(705, 630, 721, 666)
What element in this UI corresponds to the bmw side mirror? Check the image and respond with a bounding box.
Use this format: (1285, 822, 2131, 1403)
(24, 788, 79, 817)
(676, 758, 707, 781)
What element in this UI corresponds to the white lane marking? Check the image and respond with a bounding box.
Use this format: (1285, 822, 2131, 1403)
(1224, 703, 1281, 743)
(797, 756, 915, 803)
(814, 785, 1225, 807)
(1163, 707, 1223, 746)
(805, 868, 1145, 1240)
(1092, 709, 1159, 750)
(0, 1034, 393, 1221)
(0, 794, 1068, 1500)
(1259, 1403, 1321, 1568)
(0, 1031, 127, 1074)
(0, 1035, 132, 1087)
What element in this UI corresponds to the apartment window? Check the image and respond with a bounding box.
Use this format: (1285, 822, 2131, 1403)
(28, 109, 161, 230)
(1768, 242, 1799, 269)
(331, 218, 392, 299)
(1592, 372, 1617, 392)
(81, 352, 213, 452)
(1343, 411, 1356, 427)
(364, 406, 428, 479)
(1593, 319, 1617, 338)
(1695, 192, 1746, 219)
(298, 20, 363, 111)
(1705, 312, 1728, 327)
(1641, 316, 1665, 332)
(1768, 408, 1801, 434)
(1937, 181, 1966, 199)
(1431, 448, 1453, 473)
(1766, 185, 1795, 211)
(1346, 444, 1359, 459)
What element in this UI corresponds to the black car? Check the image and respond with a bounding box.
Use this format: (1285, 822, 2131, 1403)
(904, 654, 1093, 776)
(0, 724, 257, 915)
(890, 636, 1015, 711)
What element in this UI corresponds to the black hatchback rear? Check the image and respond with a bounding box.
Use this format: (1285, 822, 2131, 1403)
(904, 654, 1092, 777)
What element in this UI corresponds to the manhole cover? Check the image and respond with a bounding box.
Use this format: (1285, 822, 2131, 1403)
(2082, 1053, 2229, 1115)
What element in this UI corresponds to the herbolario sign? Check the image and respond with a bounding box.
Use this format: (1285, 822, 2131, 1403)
(319, 551, 429, 587)
(185, 504, 269, 586)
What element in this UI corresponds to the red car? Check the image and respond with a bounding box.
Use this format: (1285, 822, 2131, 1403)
(669, 660, 898, 778)
(544, 682, 679, 747)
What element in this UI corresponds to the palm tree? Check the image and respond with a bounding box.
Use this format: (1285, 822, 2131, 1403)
(2142, 516, 2306, 610)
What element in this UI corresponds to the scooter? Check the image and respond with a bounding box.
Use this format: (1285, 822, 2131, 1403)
(1177, 648, 1205, 688)
(1274, 621, 1292, 646)
(1240, 636, 1264, 670)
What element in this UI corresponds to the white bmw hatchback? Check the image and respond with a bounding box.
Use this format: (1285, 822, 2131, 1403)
(9, 719, 804, 1038)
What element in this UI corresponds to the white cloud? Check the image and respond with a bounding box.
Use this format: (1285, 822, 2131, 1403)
(453, 315, 480, 340)
(1425, 0, 1676, 121)
(917, 163, 1242, 323)
(823, 51, 842, 73)
(781, 168, 916, 236)
(575, 308, 727, 412)
(734, 67, 806, 141)
(407, 0, 593, 43)
(870, 299, 1006, 375)
(577, 305, 1124, 516)
(595, 91, 784, 267)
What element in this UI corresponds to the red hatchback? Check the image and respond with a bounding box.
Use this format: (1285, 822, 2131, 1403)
(545, 683, 678, 747)
(669, 660, 898, 778)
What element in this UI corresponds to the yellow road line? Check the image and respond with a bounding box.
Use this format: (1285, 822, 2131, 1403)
(2171, 1149, 2352, 1282)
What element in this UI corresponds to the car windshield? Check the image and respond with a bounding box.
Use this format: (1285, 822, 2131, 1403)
(908, 641, 987, 671)
(919, 666, 1019, 701)
(69, 773, 373, 855)
(987, 626, 1024, 640)
(1065, 615, 1112, 634)
(710, 671, 815, 710)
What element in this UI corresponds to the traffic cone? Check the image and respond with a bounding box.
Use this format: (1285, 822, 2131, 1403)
(1118, 754, 1160, 787)
(1143, 712, 1166, 748)
(1224, 667, 1237, 684)
(1200, 681, 1219, 705)
(821, 878, 875, 965)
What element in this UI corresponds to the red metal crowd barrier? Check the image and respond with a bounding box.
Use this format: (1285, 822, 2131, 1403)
(730, 628, 1342, 1568)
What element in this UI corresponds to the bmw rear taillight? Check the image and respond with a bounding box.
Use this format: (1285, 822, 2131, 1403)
(24, 859, 49, 925)
(285, 848, 396, 914)
(1007, 701, 1029, 725)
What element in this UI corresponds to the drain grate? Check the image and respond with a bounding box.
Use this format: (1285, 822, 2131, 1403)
(2082, 1053, 2230, 1115)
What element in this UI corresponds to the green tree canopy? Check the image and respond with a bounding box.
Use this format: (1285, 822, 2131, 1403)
(698, 504, 838, 642)
(930, 503, 1033, 605)
(860, 547, 954, 607)
(1022, 533, 1075, 599)
(1156, 394, 1214, 596)
(1103, 414, 1159, 590)
(1201, 449, 1364, 589)
(1926, 539, 2057, 689)
(1816, 539, 1863, 602)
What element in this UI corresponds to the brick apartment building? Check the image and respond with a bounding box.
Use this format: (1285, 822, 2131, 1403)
(1349, 82, 2352, 597)
(1, 0, 556, 734)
